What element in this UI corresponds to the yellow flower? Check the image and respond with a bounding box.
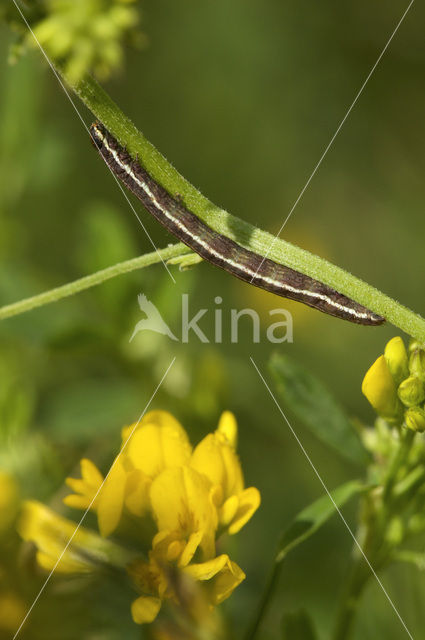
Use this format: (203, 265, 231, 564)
(98, 411, 192, 536)
(64, 458, 103, 510)
(25, 410, 259, 627)
(183, 554, 245, 605)
(362, 337, 425, 432)
(362, 355, 402, 420)
(66, 411, 192, 537)
(17, 501, 129, 573)
(150, 466, 218, 564)
(121, 410, 192, 475)
(96, 456, 130, 538)
(131, 594, 162, 624)
(191, 412, 261, 534)
(129, 551, 245, 624)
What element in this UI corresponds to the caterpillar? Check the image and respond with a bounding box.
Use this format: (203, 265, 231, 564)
(90, 122, 384, 326)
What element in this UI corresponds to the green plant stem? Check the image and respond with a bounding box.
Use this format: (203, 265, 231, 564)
(68, 73, 425, 341)
(0, 243, 190, 320)
(243, 557, 282, 640)
(332, 559, 371, 640)
(333, 430, 415, 640)
(383, 429, 415, 502)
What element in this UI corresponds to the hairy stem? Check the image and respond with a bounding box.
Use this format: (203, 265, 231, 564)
(0, 243, 190, 320)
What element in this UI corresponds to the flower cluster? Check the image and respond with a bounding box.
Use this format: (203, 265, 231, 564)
(29, 0, 143, 83)
(362, 337, 425, 432)
(19, 411, 260, 625)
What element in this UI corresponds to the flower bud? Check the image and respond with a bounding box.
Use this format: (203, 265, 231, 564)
(405, 407, 425, 433)
(397, 376, 425, 408)
(408, 514, 425, 535)
(408, 339, 425, 353)
(362, 355, 402, 419)
(385, 517, 404, 546)
(409, 350, 425, 382)
(217, 411, 238, 448)
(384, 337, 408, 385)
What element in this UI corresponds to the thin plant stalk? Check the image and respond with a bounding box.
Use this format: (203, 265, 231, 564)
(0, 243, 190, 320)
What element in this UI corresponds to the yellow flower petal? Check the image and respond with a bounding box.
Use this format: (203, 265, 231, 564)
(123, 469, 151, 517)
(35, 550, 90, 574)
(384, 337, 409, 385)
(121, 410, 188, 446)
(191, 416, 260, 535)
(211, 559, 245, 605)
(150, 467, 217, 560)
(183, 554, 245, 605)
(131, 596, 162, 624)
(217, 411, 238, 448)
(191, 434, 244, 500)
(63, 494, 94, 510)
(227, 487, 261, 535)
(125, 411, 192, 477)
(184, 554, 230, 581)
(18, 501, 102, 574)
(179, 531, 204, 567)
(97, 459, 127, 537)
(81, 458, 104, 487)
(151, 529, 203, 569)
(64, 458, 103, 511)
(362, 355, 401, 419)
(167, 540, 184, 562)
(220, 496, 239, 527)
(65, 478, 87, 494)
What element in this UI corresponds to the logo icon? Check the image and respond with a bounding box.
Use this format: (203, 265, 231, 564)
(129, 293, 293, 344)
(129, 294, 178, 342)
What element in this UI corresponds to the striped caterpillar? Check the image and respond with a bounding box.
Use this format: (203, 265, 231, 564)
(90, 122, 384, 326)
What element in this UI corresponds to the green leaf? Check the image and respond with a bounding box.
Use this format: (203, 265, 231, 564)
(269, 352, 369, 466)
(281, 610, 317, 640)
(243, 481, 365, 640)
(277, 480, 365, 562)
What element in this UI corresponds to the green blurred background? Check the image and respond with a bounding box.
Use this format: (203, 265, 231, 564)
(0, 1, 424, 638)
